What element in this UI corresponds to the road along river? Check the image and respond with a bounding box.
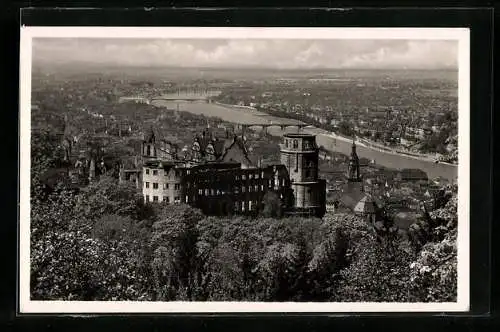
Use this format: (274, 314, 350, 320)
(151, 100, 458, 182)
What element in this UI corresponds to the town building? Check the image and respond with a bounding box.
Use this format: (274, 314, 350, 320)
(142, 127, 179, 162)
(334, 139, 384, 223)
(142, 160, 186, 204)
(131, 128, 326, 218)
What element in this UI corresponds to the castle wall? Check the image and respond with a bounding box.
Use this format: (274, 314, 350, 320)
(182, 164, 291, 216)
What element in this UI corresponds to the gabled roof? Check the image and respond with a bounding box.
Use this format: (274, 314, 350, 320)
(352, 194, 377, 214)
(223, 136, 249, 156)
(220, 136, 253, 166)
(339, 185, 381, 214)
(212, 139, 227, 157)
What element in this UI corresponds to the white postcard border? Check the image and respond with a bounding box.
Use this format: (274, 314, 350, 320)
(19, 27, 470, 313)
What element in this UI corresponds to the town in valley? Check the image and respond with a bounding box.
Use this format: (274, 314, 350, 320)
(30, 38, 459, 303)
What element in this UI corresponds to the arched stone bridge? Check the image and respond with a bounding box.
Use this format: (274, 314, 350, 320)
(149, 96, 215, 103)
(236, 122, 313, 135)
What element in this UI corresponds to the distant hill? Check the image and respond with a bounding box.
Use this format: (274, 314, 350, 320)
(32, 60, 458, 82)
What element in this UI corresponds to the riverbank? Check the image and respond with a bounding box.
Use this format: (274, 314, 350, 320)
(150, 99, 458, 181)
(213, 101, 258, 111)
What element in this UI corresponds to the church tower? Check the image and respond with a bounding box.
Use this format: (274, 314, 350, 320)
(142, 126, 157, 160)
(346, 138, 363, 192)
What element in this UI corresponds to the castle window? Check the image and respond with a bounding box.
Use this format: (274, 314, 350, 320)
(248, 186, 252, 192)
(145, 195, 150, 202)
(153, 170, 158, 176)
(285, 140, 288, 148)
(163, 183, 169, 190)
(293, 140, 298, 148)
(242, 174, 246, 180)
(249, 174, 253, 179)
(147, 145, 151, 156)
(261, 171, 264, 178)
(163, 196, 169, 203)
(248, 201, 252, 211)
(145, 169, 150, 175)
(216, 189, 221, 195)
(242, 186, 246, 193)
(175, 184, 180, 190)
(255, 185, 259, 192)
(153, 196, 159, 202)
(236, 175, 239, 180)
(255, 173, 259, 179)
(211, 189, 215, 196)
(261, 184, 264, 191)
(185, 195, 189, 203)
(174, 197, 180, 204)
(241, 202, 246, 212)
(198, 189, 203, 195)
(153, 183, 158, 189)
(205, 189, 209, 196)
(145, 182, 150, 188)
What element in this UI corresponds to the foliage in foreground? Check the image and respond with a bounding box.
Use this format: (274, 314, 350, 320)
(30, 132, 457, 301)
(30, 179, 457, 302)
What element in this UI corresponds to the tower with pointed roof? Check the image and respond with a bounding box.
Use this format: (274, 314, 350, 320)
(346, 137, 363, 192)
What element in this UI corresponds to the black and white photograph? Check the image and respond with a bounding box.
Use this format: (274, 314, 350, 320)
(19, 27, 470, 313)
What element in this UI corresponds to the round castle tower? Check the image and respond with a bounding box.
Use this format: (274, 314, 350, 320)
(280, 133, 325, 216)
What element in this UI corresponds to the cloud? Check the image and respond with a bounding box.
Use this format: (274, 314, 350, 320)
(33, 38, 458, 69)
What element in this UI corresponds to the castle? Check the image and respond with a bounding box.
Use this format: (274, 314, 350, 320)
(120, 127, 326, 217)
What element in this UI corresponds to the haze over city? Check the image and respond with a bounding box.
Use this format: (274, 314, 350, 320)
(33, 38, 458, 70)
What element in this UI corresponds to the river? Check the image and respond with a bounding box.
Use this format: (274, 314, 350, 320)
(151, 99, 458, 182)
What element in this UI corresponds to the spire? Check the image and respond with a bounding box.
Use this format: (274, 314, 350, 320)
(347, 136, 361, 183)
(146, 126, 155, 143)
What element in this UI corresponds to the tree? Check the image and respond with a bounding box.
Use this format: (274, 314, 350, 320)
(150, 204, 204, 301)
(336, 236, 416, 302)
(338, 121, 353, 137)
(260, 191, 283, 218)
(408, 230, 456, 302)
(408, 189, 457, 301)
(73, 176, 143, 230)
(254, 242, 301, 301)
(31, 229, 153, 301)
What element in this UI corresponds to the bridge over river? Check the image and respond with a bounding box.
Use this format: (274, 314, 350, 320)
(149, 90, 221, 103)
(150, 98, 458, 182)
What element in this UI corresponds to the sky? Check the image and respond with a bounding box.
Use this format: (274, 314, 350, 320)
(32, 38, 458, 70)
